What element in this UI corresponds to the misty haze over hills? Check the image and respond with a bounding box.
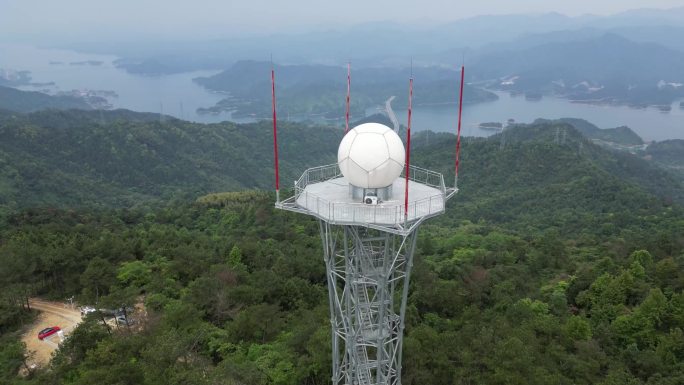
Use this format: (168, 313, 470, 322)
(54, 7, 684, 71)
(2, 6, 670, 118)
(38, 6, 684, 107)
(470, 34, 684, 105)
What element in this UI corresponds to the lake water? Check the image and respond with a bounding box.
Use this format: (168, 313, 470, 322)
(2, 44, 683, 141)
(0, 44, 227, 123)
(387, 93, 684, 142)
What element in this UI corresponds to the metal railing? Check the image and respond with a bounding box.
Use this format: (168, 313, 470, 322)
(295, 163, 342, 193)
(294, 163, 446, 195)
(289, 163, 447, 226)
(402, 165, 446, 193)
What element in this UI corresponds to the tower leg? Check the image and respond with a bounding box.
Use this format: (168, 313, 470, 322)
(319, 221, 419, 385)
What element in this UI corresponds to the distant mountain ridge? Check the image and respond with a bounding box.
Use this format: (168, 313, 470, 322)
(472, 33, 684, 106)
(58, 6, 684, 75)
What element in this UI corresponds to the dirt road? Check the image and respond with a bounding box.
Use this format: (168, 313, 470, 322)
(21, 299, 83, 368)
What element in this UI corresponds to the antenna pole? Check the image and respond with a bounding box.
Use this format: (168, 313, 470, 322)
(345, 61, 351, 133)
(455, 65, 464, 189)
(404, 77, 413, 221)
(272, 64, 280, 203)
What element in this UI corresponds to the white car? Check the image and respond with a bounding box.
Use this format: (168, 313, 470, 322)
(79, 306, 96, 316)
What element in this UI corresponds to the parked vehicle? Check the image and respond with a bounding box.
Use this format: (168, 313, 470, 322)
(38, 326, 61, 340)
(79, 306, 95, 316)
(115, 315, 135, 325)
(99, 308, 117, 316)
(116, 306, 134, 315)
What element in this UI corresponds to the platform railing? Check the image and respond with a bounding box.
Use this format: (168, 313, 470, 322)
(288, 163, 447, 226)
(294, 163, 446, 196)
(295, 163, 342, 194)
(402, 165, 446, 193)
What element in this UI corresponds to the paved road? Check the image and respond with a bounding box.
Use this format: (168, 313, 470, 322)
(385, 96, 399, 131)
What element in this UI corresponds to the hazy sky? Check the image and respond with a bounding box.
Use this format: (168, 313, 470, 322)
(2, 0, 683, 41)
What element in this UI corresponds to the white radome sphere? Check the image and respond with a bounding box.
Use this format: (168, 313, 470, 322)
(338, 123, 405, 188)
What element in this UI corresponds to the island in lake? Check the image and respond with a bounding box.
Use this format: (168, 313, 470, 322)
(479, 122, 503, 130)
(54, 89, 118, 109)
(0, 68, 32, 86)
(69, 60, 104, 66)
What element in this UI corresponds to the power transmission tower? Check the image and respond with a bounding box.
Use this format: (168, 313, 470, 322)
(555, 126, 560, 145)
(561, 127, 567, 145)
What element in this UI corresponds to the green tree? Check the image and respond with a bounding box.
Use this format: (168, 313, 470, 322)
(80, 257, 116, 304)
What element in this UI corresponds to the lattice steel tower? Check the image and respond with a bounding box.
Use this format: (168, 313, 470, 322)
(277, 123, 456, 385)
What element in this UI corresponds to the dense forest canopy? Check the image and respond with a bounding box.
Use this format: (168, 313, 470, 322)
(646, 140, 684, 179)
(0, 108, 683, 384)
(0, 109, 340, 217)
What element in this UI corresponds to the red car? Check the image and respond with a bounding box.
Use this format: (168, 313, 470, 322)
(38, 326, 61, 340)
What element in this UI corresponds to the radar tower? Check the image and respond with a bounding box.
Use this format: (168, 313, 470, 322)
(274, 64, 465, 385)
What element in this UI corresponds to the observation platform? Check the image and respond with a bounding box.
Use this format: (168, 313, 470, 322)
(276, 164, 457, 235)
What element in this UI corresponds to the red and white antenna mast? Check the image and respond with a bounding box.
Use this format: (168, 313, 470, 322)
(455, 65, 465, 189)
(404, 71, 413, 220)
(345, 61, 351, 133)
(271, 60, 280, 203)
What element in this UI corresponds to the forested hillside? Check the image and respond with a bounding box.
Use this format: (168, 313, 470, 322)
(1, 193, 682, 384)
(412, 122, 684, 213)
(1, 109, 681, 217)
(646, 140, 684, 178)
(535, 118, 644, 146)
(0, 86, 91, 112)
(0, 111, 683, 384)
(0, 109, 339, 216)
